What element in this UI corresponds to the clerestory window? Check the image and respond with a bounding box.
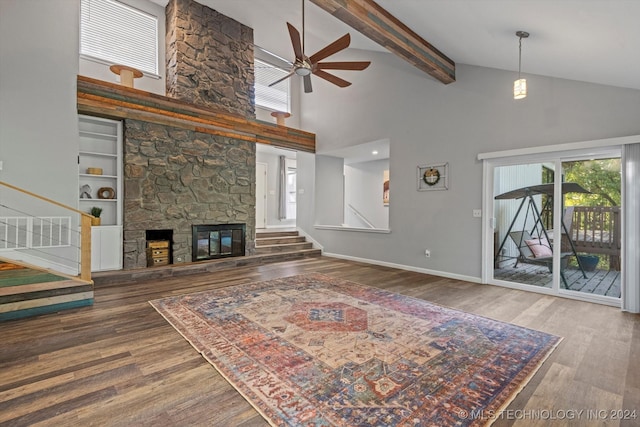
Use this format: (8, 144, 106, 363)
(254, 55, 291, 113)
(80, 0, 159, 76)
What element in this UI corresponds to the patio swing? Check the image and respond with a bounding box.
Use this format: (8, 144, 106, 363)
(494, 183, 589, 287)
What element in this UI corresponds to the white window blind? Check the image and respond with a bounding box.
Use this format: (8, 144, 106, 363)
(80, 0, 158, 76)
(255, 59, 291, 113)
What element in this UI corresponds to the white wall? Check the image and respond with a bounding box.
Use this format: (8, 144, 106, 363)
(299, 49, 640, 279)
(344, 159, 389, 229)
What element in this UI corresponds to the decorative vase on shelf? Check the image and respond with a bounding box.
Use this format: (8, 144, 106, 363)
(90, 207, 103, 226)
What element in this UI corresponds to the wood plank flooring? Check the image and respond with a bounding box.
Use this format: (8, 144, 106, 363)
(1, 257, 638, 426)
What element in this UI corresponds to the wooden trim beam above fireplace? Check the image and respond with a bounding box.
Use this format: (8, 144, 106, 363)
(77, 76, 316, 153)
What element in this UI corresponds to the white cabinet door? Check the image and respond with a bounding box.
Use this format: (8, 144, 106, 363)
(91, 226, 123, 271)
(91, 227, 102, 272)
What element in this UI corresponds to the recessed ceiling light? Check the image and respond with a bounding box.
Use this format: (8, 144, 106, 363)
(372, 150, 379, 155)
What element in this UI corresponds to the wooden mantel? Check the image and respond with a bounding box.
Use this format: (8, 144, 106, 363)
(309, 0, 455, 84)
(76, 76, 316, 153)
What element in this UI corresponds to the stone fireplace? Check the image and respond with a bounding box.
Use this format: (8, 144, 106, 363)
(122, 0, 257, 269)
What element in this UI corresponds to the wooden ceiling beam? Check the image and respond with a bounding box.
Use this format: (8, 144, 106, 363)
(309, 0, 455, 84)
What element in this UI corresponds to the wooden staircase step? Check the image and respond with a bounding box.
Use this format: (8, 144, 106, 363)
(255, 236, 306, 246)
(255, 231, 299, 238)
(0, 258, 94, 321)
(255, 242, 313, 254)
(254, 248, 322, 262)
(0, 279, 89, 297)
(0, 280, 94, 321)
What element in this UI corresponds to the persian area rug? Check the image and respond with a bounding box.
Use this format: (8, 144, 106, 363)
(150, 273, 561, 427)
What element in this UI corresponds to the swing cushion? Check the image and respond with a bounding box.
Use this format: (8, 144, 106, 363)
(524, 237, 553, 258)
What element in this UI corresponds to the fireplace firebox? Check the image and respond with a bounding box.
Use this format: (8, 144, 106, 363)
(192, 223, 246, 262)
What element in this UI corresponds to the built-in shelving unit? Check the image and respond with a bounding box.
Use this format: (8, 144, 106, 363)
(78, 115, 123, 271)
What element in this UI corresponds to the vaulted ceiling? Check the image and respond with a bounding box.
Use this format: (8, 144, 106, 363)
(183, 0, 640, 91)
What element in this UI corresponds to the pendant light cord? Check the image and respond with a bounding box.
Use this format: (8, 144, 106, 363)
(518, 36, 523, 80)
(515, 31, 529, 80)
(302, 0, 305, 53)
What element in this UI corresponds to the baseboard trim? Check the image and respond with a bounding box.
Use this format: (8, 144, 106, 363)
(322, 252, 482, 284)
(296, 228, 324, 251)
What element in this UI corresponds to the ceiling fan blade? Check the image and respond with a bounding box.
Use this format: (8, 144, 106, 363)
(287, 22, 304, 61)
(316, 61, 371, 71)
(309, 33, 351, 64)
(269, 70, 295, 87)
(303, 74, 313, 93)
(313, 69, 351, 88)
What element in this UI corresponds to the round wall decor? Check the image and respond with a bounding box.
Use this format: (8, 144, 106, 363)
(97, 187, 116, 199)
(417, 163, 448, 191)
(423, 168, 441, 186)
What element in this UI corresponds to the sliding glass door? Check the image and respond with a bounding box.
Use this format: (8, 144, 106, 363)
(488, 151, 622, 304)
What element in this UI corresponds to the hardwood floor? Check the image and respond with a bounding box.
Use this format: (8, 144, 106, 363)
(1, 257, 638, 426)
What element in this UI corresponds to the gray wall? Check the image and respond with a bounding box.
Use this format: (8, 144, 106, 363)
(3, 1, 640, 280)
(0, 0, 79, 206)
(315, 155, 345, 226)
(300, 50, 640, 279)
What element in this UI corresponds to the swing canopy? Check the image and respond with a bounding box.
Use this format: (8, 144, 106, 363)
(495, 182, 590, 200)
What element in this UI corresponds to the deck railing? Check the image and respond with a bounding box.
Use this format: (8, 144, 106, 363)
(570, 206, 621, 255)
(569, 206, 621, 269)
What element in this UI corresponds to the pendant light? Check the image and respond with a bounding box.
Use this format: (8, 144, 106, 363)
(514, 31, 529, 99)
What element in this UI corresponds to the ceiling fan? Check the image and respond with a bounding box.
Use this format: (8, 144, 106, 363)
(269, 0, 370, 93)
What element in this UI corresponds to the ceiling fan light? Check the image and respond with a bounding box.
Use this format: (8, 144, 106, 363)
(514, 78, 527, 99)
(294, 67, 312, 76)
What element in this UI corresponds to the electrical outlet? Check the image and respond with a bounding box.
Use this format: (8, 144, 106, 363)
(425, 249, 431, 258)
(473, 209, 482, 218)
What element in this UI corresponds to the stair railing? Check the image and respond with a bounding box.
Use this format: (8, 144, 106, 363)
(345, 204, 376, 229)
(0, 181, 93, 281)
